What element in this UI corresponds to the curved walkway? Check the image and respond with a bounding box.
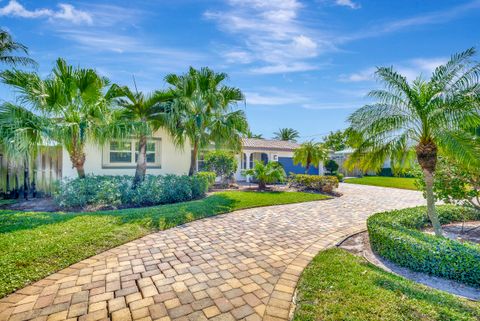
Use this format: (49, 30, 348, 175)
(0, 184, 425, 321)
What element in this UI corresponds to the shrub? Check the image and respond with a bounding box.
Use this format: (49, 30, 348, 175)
(243, 161, 286, 190)
(335, 173, 344, 182)
(196, 171, 216, 189)
(289, 174, 339, 193)
(415, 157, 480, 211)
(368, 205, 480, 286)
(324, 159, 339, 174)
(54, 174, 209, 210)
(203, 150, 237, 185)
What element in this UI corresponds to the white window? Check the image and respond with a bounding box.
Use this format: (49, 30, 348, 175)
(103, 139, 161, 168)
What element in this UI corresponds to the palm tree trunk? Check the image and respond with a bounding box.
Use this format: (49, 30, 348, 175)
(423, 168, 442, 236)
(258, 180, 266, 190)
(305, 162, 310, 174)
(70, 149, 86, 179)
(23, 156, 29, 200)
(416, 140, 442, 236)
(133, 135, 147, 187)
(189, 141, 199, 176)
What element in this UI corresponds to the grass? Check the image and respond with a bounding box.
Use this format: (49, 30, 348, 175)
(293, 249, 480, 321)
(0, 190, 327, 298)
(344, 176, 418, 190)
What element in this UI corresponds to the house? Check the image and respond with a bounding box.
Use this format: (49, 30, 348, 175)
(232, 138, 324, 182)
(332, 148, 391, 177)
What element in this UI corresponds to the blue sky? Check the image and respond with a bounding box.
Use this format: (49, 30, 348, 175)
(1, 0, 479, 141)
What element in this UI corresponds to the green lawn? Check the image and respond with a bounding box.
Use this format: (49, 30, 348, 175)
(293, 249, 480, 321)
(344, 176, 418, 190)
(0, 191, 327, 298)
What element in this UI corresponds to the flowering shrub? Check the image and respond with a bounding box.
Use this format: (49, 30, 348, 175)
(289, 174, 339, 193)
(54, 174, 209, 210)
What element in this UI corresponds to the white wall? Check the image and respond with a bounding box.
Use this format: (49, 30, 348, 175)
(62, 128, 191, 178)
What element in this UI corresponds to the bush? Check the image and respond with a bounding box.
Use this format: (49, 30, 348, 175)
(55, 174, 209, 210)
(324, 159, 339, 174)
(368, 205, 480, 286)
(196, 171, 216, 189)
(203, 150, 237, 185)
(289, 174, 339, 193)
(335, 173, 344, 182)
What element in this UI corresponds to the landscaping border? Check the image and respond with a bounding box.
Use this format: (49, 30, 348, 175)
(367, 205, 480, 286)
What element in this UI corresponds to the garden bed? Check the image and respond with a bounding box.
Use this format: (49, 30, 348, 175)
(367, 205, 480, 286)
(338, 231, 480, 301)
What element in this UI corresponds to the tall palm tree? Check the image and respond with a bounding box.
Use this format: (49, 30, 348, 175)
(0, 29, 36, 67)
(110, 85, 173, 186)
(293, 141, 329, 174)
(347, 48, 480, 236)
(273, 128, 300, 142)
(165, 67, 249, 176)
(1, 58, 117, 178)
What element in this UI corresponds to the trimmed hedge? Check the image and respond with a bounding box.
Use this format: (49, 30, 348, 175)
(55, 174, 209, 210)
(289, 174, 339, 193)
(368, 205, 480, 286)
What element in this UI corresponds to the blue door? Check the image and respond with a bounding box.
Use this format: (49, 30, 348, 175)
(278, 157, 319, 176)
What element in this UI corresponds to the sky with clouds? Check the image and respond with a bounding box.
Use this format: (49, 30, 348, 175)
(1, 0, 479, 141)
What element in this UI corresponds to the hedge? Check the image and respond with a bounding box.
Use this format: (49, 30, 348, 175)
(55, 174, 210, 210)
(367, 205, 480, 286)
(289, 174, 339, 193)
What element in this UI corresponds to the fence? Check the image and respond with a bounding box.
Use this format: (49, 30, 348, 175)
(0, 146, 62, 199)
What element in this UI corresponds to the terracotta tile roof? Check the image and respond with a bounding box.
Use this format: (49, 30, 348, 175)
(241, 138, 300, 151)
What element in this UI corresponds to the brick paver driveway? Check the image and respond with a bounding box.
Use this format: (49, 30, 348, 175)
(0, 184, 425, 321)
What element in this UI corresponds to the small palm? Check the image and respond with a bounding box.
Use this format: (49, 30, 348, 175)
(273, 128, 300, 142)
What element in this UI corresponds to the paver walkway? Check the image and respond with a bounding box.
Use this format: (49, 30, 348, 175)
(0, 184, 425, 321)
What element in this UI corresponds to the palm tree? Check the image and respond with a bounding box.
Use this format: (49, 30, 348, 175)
(293, 141, 329, 174)
(111, 85, 173, 186)
(246, 130, 263, 139)
(347, 48, 480, 237)
(273, 128, 300, 142)
(243, 160, 286, 190)
(165, 67, 249, 176)
(0, 29, 36, 67)
(1, 58, 117, 178)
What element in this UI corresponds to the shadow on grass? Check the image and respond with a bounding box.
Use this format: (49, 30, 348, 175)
(0, 194, 239, 234)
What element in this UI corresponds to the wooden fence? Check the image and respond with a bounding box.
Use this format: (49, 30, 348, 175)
(0, 146, 62, 199)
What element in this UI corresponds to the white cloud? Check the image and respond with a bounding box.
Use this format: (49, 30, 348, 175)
(245, 88, 308, 105)
(335, 0, 361, 9)
(301, 102, 360, 110)
(0, 0, 92, 24)
(341, 57, 448, 83)
(205, 0, 331, 74)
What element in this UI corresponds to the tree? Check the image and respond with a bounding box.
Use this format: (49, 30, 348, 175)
(110, 85, 173, 186)
(1, 58, 117, 178)
(203, 150, 237, 186)
(323, 130, 348, 151)
(0, 29, 36, 68)
(347, 48, 480, 236)
(293, 141, 329, 174)
(243, 161, 286, 190)
(324, 159, 339, 175)
(246, 130, 263, 139)
(273, 128, 300, 142)
(165, 67, 249, 176)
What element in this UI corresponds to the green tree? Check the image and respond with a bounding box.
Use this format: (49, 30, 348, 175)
(293, 141, 329, 174)
(273, 128, 300, 142)
(347, 48, 480, 236)
(323, 130, 347, 151)
(1, 58, 118, 178)
(0, 29, 36, 68)
(245, 130, 263, 139)
(203, 150, 237, 186)
(243, 161, 286, 190)
(110, 85, 173, 186)
(165, 67, 248, 176)
(324, 159, 339, 175)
